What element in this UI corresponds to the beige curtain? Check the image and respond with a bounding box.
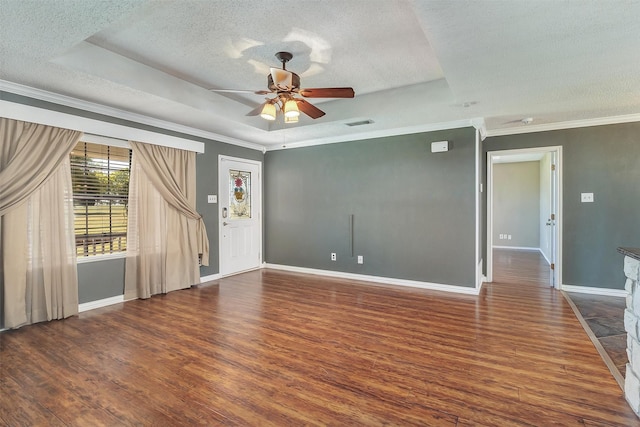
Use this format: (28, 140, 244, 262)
(124, 141, 209, 300)
(0, 118, 82, 329)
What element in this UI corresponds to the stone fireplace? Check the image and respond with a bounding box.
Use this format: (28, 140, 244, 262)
(621, 247, 640, 416)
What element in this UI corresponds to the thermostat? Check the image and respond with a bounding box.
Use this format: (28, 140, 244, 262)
(431, 141, 449, 153)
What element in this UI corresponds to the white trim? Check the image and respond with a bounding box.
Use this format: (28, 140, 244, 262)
(76, 252, 127, 264)
(78, 295, 124, 313)
(83, 133, 130, 149)
(486, 146, 563, 288)
(266, 118, 484, 151)
(264, 263, 481, 295)
(199, 273, 221, 283)
(475, 129, 482, 289)
(0, 99, 205, 153)
(561, 285, 627, 298)
(540, 249, 551, 265)
(0, 79, 264, 152)
(492, 245, 540, 251)
(485, 113, 640, 138)
(491, 246, 553, 265)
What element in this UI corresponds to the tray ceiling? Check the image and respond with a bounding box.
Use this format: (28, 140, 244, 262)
(2, 0, 640, 149)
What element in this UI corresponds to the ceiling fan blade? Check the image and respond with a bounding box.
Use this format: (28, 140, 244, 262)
(297, 99, 325, 119)
(246, 101, 268, 116)
(209, 89, 272, 95)
(299, 87, 355, 98)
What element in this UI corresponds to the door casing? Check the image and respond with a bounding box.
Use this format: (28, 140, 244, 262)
(486, 146, 562, 288)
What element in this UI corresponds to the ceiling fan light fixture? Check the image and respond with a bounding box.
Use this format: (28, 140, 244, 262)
(260, 102, 277, 121)
(284, 99, 300, 118)
(284, 115, 299, 124)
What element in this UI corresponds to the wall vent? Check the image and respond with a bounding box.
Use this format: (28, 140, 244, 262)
(345, 119, 374, 127)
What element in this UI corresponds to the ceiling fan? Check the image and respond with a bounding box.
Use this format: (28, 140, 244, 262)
(210, 51, 355, 122)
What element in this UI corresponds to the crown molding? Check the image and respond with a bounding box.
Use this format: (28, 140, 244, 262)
(265, 118, 484, 151)
(485, 113, 640, 138)
(0, 79, 265, 152)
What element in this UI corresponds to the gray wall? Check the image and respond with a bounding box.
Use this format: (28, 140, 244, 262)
(493, 161, 540, 248)
(264, 127, 478, 287)
(484, 122, 640, 289)
(78, 259, 126, 303)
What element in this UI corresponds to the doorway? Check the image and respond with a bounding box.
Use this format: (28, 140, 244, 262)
(486, 146, 562, 288)
(218, 155, 262, 277)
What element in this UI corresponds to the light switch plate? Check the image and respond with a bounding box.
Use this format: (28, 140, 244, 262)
(207, 195, 217, 204)
(581, 193, 594, 203)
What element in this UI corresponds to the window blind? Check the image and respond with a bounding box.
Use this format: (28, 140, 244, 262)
(70, 141, 131, 257)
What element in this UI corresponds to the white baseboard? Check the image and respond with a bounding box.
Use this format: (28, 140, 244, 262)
(78, 295, 124, 313)
(493, 246, 553, 266)
(493, 245, 540, 251)
(540, 250, 551, 265)
(477, 259, 484, 290)
(200, 273, 221, 284)
(561, 285, 628, 297)
(264, 263, 481, 295)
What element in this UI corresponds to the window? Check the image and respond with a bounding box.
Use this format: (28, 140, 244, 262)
(70, 141, 131, 257)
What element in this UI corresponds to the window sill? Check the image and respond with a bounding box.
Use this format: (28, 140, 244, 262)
(77, 252, 127, 264)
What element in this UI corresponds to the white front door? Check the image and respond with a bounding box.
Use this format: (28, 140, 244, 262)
(218, 156, 262, 276)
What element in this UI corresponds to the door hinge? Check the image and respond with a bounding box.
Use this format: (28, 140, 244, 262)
(551, 263, 555, 270)
(550, 213, 555, 220)
(551, 164, 556, 171)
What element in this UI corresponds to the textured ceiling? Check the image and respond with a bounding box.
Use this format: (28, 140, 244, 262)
(1, 0, 640, 149)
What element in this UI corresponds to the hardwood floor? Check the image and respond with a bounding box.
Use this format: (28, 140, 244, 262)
(1, 256, 638, 426)
(565, 292, 628, 385)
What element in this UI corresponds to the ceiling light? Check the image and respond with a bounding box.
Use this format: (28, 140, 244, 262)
(284, 115, 299, 124)
(260, 102, 276, 121)
(283, 99, 300, 118)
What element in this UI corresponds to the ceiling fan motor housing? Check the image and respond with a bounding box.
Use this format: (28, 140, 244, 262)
(268, 72, 300, 92)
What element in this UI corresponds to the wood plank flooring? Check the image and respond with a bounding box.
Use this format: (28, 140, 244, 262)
(1, 252, 638, 426)
(565, 291, 627, 386)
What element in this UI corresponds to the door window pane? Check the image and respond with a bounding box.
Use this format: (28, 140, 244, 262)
(229, 169, 251, 219)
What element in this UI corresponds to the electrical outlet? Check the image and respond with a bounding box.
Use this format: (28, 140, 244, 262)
(357, 255, 364, 264)
(331, 253, 337, 261)
(508, 234, 512, 240)
(499, 234, 504, 240)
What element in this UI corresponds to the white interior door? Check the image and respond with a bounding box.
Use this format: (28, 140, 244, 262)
(548, 152, 558, 287)
(218, 156, 262, 276)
